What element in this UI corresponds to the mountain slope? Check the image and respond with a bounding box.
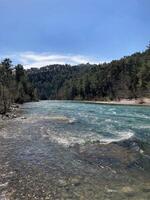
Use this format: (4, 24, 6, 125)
(27, 48, 150, 100)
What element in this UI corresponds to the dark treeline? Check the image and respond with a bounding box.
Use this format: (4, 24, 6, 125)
(0, 59, 37, 114)
(28, 46, 150, 101)
(27, 64, 93, 100)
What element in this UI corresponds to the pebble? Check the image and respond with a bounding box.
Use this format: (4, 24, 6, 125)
(106, 189, 117, 193)
(142, 184, 150, 193)
(58, 179, 68, 187)
(71, 178, 81, 186)
(121, 186, 134, 194)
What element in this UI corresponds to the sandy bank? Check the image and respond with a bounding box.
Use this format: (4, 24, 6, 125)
(82, 98, 150, 106)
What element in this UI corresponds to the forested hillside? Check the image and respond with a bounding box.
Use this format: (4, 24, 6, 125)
(0, 59, 37, 114)
(28, 46, 150, 101)
(27, 64, 94, 99)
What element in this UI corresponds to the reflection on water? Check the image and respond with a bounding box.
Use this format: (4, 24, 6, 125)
(0, 101, 150, 199)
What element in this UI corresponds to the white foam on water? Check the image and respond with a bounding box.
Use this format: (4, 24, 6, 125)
(137, 114, 150, 119)
(51, 135, 84, 146)
(100, 131, 135, 144)
(69, 117, 76, 124)
(44, 128, 93, 147)
(17, 115, 76, 124)
(135, 125, 150, 129)
(43, 128, 135, 147)
(105, 119, 112, 122)
(128, 113, 150, 120)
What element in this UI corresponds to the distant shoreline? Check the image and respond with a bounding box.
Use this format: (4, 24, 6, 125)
(37, 98, 150, 106)
(79, 98, 150, 106)
(32, 98, 150, 106)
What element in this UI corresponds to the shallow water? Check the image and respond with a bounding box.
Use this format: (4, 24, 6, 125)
(0, 101, 150, 199)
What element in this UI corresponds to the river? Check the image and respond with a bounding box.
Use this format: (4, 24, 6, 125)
(0, 101, 150, 199)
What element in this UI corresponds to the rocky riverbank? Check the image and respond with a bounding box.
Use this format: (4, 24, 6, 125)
(0, 104, 22, 121)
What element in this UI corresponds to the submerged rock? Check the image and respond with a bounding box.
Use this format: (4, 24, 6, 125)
(58, 179, 68, 187)
(121, 186, 134, 193)
(70, 177, 81, 187)
(121, 186, 136, 197)
(21, 116, 27, 120)
(142, 183, 150, 193)
(113, 137, 146, 156)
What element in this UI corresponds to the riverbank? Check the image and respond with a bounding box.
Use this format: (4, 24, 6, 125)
(82, 98, 150, 106)
(0, 104, 22, 121)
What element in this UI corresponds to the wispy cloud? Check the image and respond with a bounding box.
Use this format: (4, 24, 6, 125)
(1, 52, 105, 69)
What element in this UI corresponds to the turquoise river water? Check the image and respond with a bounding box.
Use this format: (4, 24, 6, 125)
(0, 101, 150, 199)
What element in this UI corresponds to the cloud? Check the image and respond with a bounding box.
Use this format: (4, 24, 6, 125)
(1, 52, 105, 69)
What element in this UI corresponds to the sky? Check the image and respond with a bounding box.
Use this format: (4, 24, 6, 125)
(0, 0, 150, 68)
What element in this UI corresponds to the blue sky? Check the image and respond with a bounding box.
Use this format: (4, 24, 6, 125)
(0, 0, 150, 68)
